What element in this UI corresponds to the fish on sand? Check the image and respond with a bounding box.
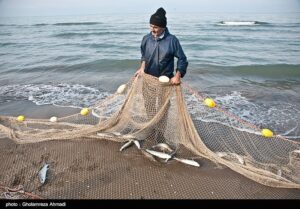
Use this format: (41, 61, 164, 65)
(38, 164, 49, 184)
(145, 149, 174, 162)
(173, 157, 200, 167)
(151, 143, 174, 152)
(119, 139, 141, 151)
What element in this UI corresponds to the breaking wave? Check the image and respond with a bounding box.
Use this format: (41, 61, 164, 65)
(217, 21, 268, 26)
(186, 91, 300, 140)
(53, 22, 102, 26)
(0, 84, 111, 108)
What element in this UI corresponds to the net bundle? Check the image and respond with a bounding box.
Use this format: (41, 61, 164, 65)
(0, 73, 299, 190)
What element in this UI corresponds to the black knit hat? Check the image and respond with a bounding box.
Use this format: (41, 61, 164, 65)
(150, 7, 167, 28)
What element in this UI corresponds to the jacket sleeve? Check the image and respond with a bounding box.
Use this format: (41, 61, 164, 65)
(173, 38, 188, 78)
(140, 36, 147, 62)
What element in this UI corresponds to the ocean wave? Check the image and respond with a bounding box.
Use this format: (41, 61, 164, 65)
(4, 59, 140, 73)
(186, 91, 300, 140)
(214, 91, 300, 140)
(0, 32, 11, 36)
(32, 23, 49, 26)
(190, 64, 300, 79)
(53, 22, 102, 26)
(0, 24, 17, 26)
(53, 32, 107, 38)
(217, 21, 269, 26)
(53, 31, 140, 38)
(58, 59, 138, 72)
(226, 64, 300, 78)
(0, 83, 110, 108)
(0, 22, 102, 27)
(0, 42, 15, 47)
(4, 62, 300, 78)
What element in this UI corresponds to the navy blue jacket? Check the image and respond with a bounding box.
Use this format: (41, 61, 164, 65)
(140, 28, 188, 78)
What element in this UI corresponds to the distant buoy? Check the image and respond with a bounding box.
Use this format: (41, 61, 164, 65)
(262, 129, 274, 138)
(204, 98, 216, 108)
(158, 76, 170, 84)
(80, 108, 89, 116)
(49, 116, 58, 122)
(17, 115, 25, 122)
(117, 84, 127, 94)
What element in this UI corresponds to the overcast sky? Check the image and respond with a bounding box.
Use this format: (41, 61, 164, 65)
(0, 0, 299, 17)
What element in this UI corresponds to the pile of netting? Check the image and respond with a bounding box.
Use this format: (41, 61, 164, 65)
(0, 73, 299, 190)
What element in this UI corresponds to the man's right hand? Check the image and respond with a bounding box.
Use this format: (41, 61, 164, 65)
(135, 61, 146, 77)
(134, 68, 144, 77)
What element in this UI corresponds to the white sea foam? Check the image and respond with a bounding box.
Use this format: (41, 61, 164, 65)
(0, 84, 111, 108)
(218, 21, 258, 26)
(185, 91, 300, 139)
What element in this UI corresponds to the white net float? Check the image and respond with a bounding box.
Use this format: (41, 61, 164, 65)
(117, 84, 127, 94)
(158, 75, 170, 84)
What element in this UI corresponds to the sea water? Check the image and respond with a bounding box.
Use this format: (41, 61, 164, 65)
(0, 12, 299, 140)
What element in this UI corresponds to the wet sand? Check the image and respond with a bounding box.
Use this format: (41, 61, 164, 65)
(0, 101, 299, 199)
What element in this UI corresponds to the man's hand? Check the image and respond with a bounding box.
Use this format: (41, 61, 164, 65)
(135, 61, 145, 77)
(170, 71, 181, 85)
(134, 68, 144, 77)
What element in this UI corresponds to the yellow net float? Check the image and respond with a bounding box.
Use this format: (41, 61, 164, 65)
(117, 84, 127, 94)
(204, 98, 216, 108)
(80, 108, 89, 116)
(261, 128, 274, 138)
(16, 115, 25, 122)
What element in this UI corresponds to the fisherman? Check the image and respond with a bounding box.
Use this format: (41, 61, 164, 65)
(134, 7, 188, 83)
(134, 7, 188, 143)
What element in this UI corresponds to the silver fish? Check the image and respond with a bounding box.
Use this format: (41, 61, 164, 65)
(174, 157, 200, 167)
(38, 164, 49, 184)
(97, 132, 116, 138)
(119, 140, 134, 151)
(216, 152, 245, 165)
(120, 139, 141, 151)
(145, 149, 173, 162)
(133, 140, 141, 149)
(152, 143, 173, 152)
(111, 132, 122, 136)
(140, 149, 157, 162)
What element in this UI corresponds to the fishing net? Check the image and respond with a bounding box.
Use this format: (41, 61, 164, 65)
(0, 73, 299, 198)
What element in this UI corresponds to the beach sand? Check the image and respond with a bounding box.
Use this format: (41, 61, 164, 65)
(0, 101, 299, 199)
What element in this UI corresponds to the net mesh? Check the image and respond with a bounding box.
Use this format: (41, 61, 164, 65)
(0, 73, 299, 199)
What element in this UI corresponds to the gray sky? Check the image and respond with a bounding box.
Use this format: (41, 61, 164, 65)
(0, 0, 299, 17)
